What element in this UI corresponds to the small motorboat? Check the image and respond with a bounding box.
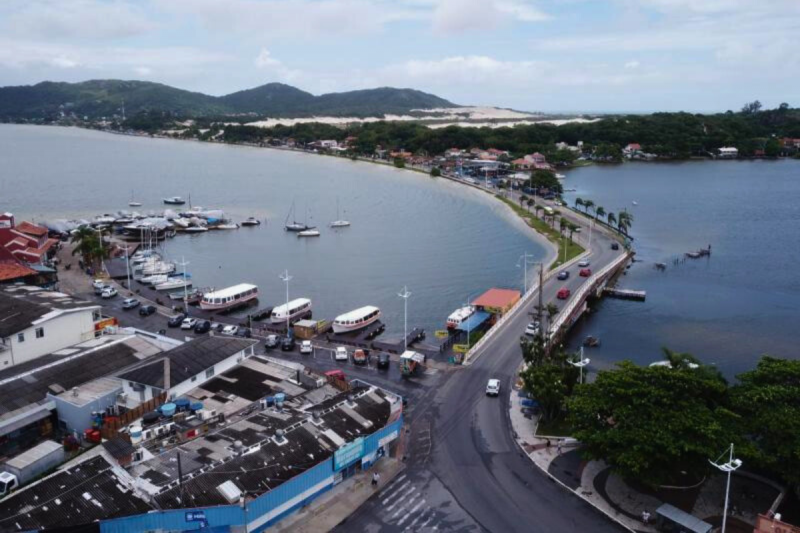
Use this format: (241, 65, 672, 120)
(241, 217, 261, 227)
(215, 222, 240, 230)
(583, 335, 601, 347)
(154, 278, 193, 291)
(184, 226, 208, 233)
(163, 196, 186, 205)
(632, 200, 638, 206)
(297, 229, 320, 237)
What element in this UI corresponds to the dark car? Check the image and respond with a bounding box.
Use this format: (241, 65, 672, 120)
(377, 352, 391, 370)
(167, 313, 187, 327)
(235, 327, 252, 339)
(194, 320, 211, 334)
(139, 305, 156, 317)
(281, 336, 296, 351)
(611, 242, 620, 250)
(557, 271, 569, 280)
(265, 334, 280, 349)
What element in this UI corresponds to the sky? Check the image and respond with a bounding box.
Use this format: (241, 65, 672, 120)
(0, 0, 798, 113)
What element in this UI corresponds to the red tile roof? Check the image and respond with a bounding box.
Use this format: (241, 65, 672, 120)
(15, 221, 47, 237)
(473, 288, 521, 309)
(0, 247, 36, 282)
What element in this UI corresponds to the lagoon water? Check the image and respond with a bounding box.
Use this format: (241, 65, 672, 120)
(563, 160, 800, 376)
(1, 125, 547, 338)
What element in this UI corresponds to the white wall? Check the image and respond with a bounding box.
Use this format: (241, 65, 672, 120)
(0, 309, 98, 369)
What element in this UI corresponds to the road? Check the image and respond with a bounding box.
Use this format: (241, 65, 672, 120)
(338, 189, 629, 532)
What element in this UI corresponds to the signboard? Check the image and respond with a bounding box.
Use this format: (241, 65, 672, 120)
(434, 330, 449, 339)
(379, 430, 398, 449)
(94, 317, 118, 331)
(453, 344, 469, 354)
(186, 511, 207, 522)
(333, 437, 364, 471)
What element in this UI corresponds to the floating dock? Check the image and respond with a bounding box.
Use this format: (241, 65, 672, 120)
(603, 288, 646, 301)
(373, 328, 426, 354)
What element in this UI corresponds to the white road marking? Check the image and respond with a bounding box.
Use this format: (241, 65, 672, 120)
(397, 499, 426, 526)
(391, 493, 419, 520)
(403, 509, 428, 532)
(418, 514, 434, 530)
(385, 486, 416, 513)
(381, 480, 411, 505)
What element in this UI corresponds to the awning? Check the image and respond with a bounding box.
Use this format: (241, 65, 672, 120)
(656, 504, 712, 533)
(457, 311, 491, 332)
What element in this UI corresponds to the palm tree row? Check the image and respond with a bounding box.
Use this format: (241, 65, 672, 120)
(574, 197, 633, 235)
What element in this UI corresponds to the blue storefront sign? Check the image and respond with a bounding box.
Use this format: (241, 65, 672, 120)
(186, 511, 207, 522)
(333, 437, 365, 471)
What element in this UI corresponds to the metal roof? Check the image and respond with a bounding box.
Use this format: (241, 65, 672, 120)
(334, 306, 380, 323)
(656, 504, 713, 533)
(456, 311, 491, 332)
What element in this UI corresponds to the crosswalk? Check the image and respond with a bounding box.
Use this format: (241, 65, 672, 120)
(378, 473, 440, 531)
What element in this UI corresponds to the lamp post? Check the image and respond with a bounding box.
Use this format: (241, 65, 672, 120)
(709, 443, 743, 533)
(398, 286, 411, 351)
(280, 270, 292, 337)
(177, 256, 190, 316)
(517, 253, 537, 295)
(124, 244, 131, 291)
(568, 347, 590, 384)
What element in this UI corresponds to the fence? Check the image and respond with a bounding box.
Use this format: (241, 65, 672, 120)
(100, 392, 168, 440)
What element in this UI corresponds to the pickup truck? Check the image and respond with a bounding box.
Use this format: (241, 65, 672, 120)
(353, 349, 369, 365)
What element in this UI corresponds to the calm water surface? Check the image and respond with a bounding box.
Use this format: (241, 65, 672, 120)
(1, 125, 547, 337)
(563, 160, 800, 376)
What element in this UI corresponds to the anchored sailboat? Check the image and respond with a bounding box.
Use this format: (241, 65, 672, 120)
(330, 198, 351, 228)
(285, 201, 311, 232)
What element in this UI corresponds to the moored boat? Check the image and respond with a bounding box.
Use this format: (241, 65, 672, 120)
(270, 298, 312, 324)
(297, 229, 320, 237)
(446, 305, 475, 330)
(163, 196, 186, 205)
(199, 283, 258, 311)
(332, 306, 381, 334)
(241, 217, 261, 227)
(184, 226, 208, 233)
(154, 278, 193, 291)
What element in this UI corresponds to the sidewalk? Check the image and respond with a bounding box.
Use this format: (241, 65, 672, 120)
(269, 457, 404, 532)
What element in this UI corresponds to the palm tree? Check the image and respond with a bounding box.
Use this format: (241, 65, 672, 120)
(545, 302, 560, 336)
(519, 193, 528, 209)
(567, 222, 578, 243)
(607, 212, 617, 227)
(526, 198, 535, 213)
(534, 204, 543, 219)
(595, 206, 606, 221)
(559, 217, 568, 236)
(661, 347, 701, 370)
(574, 197, 584, 210)
(583, 199, 595, 215)
(617, 210, 634, 235)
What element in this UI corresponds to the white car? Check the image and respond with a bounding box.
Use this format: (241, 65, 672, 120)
(300, 340, 313, 354)
(335, 346, 349, 361)
(222, 325, 239, 336)
(101, 287, 117, 299)
(525, 322, 540, 336)
(486, 379, 501, 396)
(578, 260, 590, 267)
(92, 279, 105, 290)
(181, 317, 198, 330)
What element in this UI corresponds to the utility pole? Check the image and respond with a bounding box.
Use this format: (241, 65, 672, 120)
(178, 256, 190, 315)
(398, 286, 411, 351)
(124, 244, 131, 291)
(280, 270, 292, 336)
(517, 252, 536, 294)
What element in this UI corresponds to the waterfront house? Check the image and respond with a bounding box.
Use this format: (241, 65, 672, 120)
(623, 143, 642, 155)
(512, 152, 552, 171)
(389, 150, 413, 160)
(0, 246, 39, 286)
(718, 146, 739, 158)
(0, 213, 59, 265)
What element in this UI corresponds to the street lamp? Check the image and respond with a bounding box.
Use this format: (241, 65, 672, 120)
(280, 270, 292, 336)
(709, 443, 743, 533)
(568, 347, 590, 384)
(398, 286, 411, 351)
(177, 256, 190, 316)
(517, 252, 537, 295)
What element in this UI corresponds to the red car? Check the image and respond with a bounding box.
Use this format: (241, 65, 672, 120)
(579, 268, 592, 277)
(557, 288, 571, 299)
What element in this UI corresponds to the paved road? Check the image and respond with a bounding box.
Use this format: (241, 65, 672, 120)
(339, 191, 629, 532)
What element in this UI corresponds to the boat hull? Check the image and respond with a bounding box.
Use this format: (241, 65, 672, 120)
(331, 312, 381, 334)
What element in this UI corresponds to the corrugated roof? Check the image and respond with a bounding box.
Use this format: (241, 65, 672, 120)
(0, 290, 48, 338)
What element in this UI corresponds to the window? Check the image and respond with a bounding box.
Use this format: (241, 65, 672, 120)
(35, 327, 44, 339)
(17, 333, 24, 343)
(205, 367, 215, 379)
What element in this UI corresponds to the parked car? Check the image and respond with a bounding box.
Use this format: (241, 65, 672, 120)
(578, 260, 590, 268)
(335, 346, 349, 361)
(300, 340, 313, 354)
(486, 379, 501, 397)
(281, 336, 295, 351)
(181, 317, 198, 330)
(557, 271, 569, 281)
(525, 322, 540, 336)
(325, 369, 346, 381)
(122, 298, 140, 310)
(579, 268, 592, 277)
(211, 322, 225, 333)
(377, 352, 391, 369)
(139, 304, 156, 317)
(222, 325, 239, 336)
(236, 327, 252, 338)
(353, 349, 368, 365)
(168, 313, 187, 327)
(557, 288, 571, 299)
(101, 287, 118, 299)
(265, 334, 280, 349)
(92, 279, 105, 291)
(611, 242, 620, 250)
(194, 320, 211, 334)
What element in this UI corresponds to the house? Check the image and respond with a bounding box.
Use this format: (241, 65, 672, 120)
(718, 147, 739, 158)
(0, 214, 59, 265)
(472, 288, 522, 316)
(310, 139, 339, 150)
(623, 143, 642, 154)
(119, 335, 257, 402)
(445, 147, 465, 159)
(487, 148, 510, 157)
(389, 150, 413, 160)
(0, 285, 116, 369)
(512, 153, 552, 171)
(0, 246, 38, 285)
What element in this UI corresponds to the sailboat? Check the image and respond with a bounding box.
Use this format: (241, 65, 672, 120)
(330, 198, 351, 228)
(285, 201, 311, 232)
(129, 190, 142, 207)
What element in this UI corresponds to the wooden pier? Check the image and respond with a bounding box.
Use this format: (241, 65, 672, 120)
(602, 288, 646, 301)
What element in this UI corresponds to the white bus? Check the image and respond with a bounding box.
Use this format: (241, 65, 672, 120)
(270, 298, 312, 324)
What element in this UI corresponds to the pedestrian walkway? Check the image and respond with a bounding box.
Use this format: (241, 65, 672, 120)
(270, 457, 404, 533)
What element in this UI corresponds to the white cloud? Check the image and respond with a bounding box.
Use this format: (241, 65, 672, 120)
(624, 60, 640, 69)
(432, 0, 548, 32)
(254, 49, 281, 68)
(50, 56, 79, 69)
(134, 66, 153, 76)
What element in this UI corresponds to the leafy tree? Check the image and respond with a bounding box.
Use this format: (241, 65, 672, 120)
(583, 199, 595, 215)
(393, 157, 405, 169)
(607, 211, 616, 227)
(430, 167, 441, 177)
(595, 206, 606, 221)
(521, 334, 546, 368)
(530, 169, 562, 194)
(519, 193, 529, 209)
(741, 100, 763, 114)
(526, 197, 535, 212)
(574, 197, 584, 210)
(567, 222, 578, 242)
(568, 361, 736, 487)
(764, 138, 781, 157)
(730, 357, 800, 489)
(521, 364, 570, 422)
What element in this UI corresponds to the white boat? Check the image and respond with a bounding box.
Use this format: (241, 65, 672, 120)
(332, 306, 381, 334)
(556, 173, 567, 180)
(297, 229, 320, 237)
(241, 217, 261, 227)
(163, 196, 186, 205)
(171, 218, 190, 229)
(270, 298, 312, 324)
(446, 305, 475, 330)
(184, 226, 209, 233)
(330, 198, 351, 228)
(129, 190, 142, 207)
(139, 262, 176, 276)
(200, 283, 258, 311)
(285, 201, 312, 232)
(215, 223, 240, 230)
(154, 279, 193, 291)
(632, 200, 638, 206)
(93, 214, 116, 225)
(139, 274, 169, 285)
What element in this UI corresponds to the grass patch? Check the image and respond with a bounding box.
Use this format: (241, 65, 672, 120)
(496, 195, 585, 269)
(537, 417, 573, 437)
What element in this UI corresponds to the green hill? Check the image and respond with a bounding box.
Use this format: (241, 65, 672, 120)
(0, 80, 457, 120)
